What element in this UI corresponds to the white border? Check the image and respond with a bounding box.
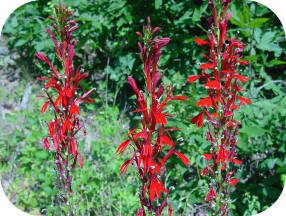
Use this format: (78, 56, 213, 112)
(0, 0, 285, 215)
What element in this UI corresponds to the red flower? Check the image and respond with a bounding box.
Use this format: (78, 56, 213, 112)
(118, 17, 189, 215)
(204, 80, 221, 90)
(188, 0, 251, 213)
(187, 75, 201, 83)
(237, 95, 252, 105)
(194, 38, 209, 46)
(200, 63, 215, 70)
(232, 158, 242, 165)
(37, 4, 93, 197)
(196, 97, 213, 108)
(116, 139, 131, 154)
(202, 153, 213, 160)
(205, 187, 216, 202)
(229, 178, 239, 187)
(191, 112, 204, 128)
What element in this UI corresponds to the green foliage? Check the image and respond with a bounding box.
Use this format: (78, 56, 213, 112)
(1, 0, 286, 215)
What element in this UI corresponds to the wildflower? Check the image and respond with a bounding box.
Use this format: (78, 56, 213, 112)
(36, 3, 94, 200)
(118, 17, 189, 216)
(188, 0, 251, 214)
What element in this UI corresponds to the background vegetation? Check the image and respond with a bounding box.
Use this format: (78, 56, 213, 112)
(0, 0, 285, 215)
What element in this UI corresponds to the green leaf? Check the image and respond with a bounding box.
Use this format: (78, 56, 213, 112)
(240, 125, 266, 137)
(155, 0, 162, 9)
(248, 18, 269, 28)
(268, 59, 286, 67)
(261, 158, 278, 169)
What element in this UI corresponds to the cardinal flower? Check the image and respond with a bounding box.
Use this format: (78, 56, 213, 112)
(36, 4, 94, 202)
(117, 17, 189, 216)
(188, 0, 251, 215)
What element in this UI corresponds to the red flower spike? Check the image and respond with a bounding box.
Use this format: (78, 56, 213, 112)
(187, 1, 250, 213)
(37, 4, 93, 198)
(118, 17, 188, 215)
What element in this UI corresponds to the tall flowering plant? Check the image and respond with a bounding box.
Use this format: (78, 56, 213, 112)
(188, 0, 251, 215)
(117, 17, 189, 216)
(36, 4, 94, 201)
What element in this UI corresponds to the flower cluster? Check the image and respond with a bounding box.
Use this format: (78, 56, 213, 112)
(188, 0, 251, 214)
(117, 17, 189, 216)
(36, 4, 94, 197)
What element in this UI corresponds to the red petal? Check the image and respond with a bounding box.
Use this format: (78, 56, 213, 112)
(205, 187, 216, 201)
(79, 154, 84, 168)
(81, 88, 95, 99)
(70, 103, 80, 115)
(202, 153, 212, 160)
(211, 112, 219, 118)
(187, 75, 201, 84)
(234, 74, 249, 82)
(226, 120, 237, 128)
(41, 101, 49, 113)
(154, 112, 167, 125)
(196, 97, 212, 107)
(43, 137, 50, 150)
(143, 143, 152, 156)
(70, 140, 77, 157)
(171, 95, 188, 100)
(116, 139, 131, 154)
(120, 159, 132, 175)
(136, 208, 144, 216)
(191, 112, 204, 128)
(222, 69, 235, 74)
(200, 63, 214, 70)
(237, 59, 249, 65)
(237, 96, 252, 105)
(194, 38, 209, 46)
(128, 76, 139, 95)
(48, 121, 55, 137)
(217, 147, 226, 162)
(204, 80, 221, 90)
(232, 158, 242, 165)
(229, 178, 239, 186)
(160, 135, 173, 146)
(224, 111, 233, 118)
(173, 151, 189, 166)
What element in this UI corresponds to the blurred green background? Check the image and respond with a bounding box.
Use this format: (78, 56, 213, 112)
(0, 0, 285, 215)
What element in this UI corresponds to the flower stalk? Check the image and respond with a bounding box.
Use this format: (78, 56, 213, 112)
(36, 3, 94, 207)
(188, 0, 251, 215)
(117, 17, 189, 216)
